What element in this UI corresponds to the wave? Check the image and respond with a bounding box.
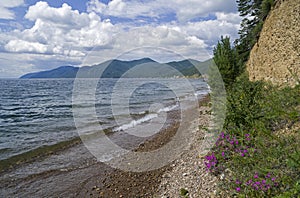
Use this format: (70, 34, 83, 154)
(112, 103, 179, 132)
(113, 113, 158, 132)
(157, 104, 178, 113)
(137, 110, 149, 115)
(0, 147, 12, 154)
(129, 110, 150, 120)
(194, 90, 209, 96)
(0, 137, 81, 173)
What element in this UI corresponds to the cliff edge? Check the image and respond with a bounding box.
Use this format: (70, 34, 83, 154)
(246, 0, 300, 87)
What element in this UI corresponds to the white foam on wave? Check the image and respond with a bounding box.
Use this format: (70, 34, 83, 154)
(194, 90, 209, 96)
(137, 110, 148, 115)
(113, 113, 158, 132)
(112, 103, 179, 132)
(157, 104, 178, 113)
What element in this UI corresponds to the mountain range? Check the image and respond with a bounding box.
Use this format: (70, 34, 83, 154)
(20, 58, 212, 79)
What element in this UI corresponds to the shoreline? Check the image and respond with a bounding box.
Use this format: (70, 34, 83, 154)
(0, 95, 215, 197)
(0, 136, 82, 173)
(155, 96, 219, 197)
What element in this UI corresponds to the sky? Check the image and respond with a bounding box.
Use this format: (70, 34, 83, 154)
(0, 0, 242, 78)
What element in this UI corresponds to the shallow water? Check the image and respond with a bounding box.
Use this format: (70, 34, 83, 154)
(0, 78, 208, 163)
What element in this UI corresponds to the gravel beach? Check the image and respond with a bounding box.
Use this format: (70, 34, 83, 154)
(155, 104, 219, 198)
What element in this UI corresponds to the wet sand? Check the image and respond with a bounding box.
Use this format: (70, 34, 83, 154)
(0, 96, 210, 197)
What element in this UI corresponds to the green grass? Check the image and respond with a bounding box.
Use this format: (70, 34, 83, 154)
(204, 75, 300, 197)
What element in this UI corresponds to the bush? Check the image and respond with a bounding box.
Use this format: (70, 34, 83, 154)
(225, 75, 265, 131)
(204, 78, 300, 197)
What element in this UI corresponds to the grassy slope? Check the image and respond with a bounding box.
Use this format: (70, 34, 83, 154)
(204, 75, 300, 197)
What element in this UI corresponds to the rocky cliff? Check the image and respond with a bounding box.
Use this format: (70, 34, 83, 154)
(246, 0, 300, 87)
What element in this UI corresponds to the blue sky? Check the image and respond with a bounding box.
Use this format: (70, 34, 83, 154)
(0, 0, 242, 77)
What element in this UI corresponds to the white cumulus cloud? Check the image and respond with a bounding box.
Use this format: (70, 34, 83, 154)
(0, 0, 24, 19)
(5, 40, 48, 53)
(5, 1, 117, 55)
(87, 0, 238, 22)
(182, 18, 241, 45)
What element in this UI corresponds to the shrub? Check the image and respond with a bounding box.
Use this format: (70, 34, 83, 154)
(204, 79, 300, 197)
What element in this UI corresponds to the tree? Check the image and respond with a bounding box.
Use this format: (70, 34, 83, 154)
(213, 36, 239, 88)
(212, 0, 275, 88)
(235, 0, 274, 66)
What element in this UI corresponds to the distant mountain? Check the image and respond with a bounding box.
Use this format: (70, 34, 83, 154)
(20, 58, 212, 79)
(20, 66, 79, 79)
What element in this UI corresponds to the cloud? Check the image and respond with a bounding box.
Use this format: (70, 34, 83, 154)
(5, 40, 48, 53)
(163, 0, 238, 22)
(25, 2, 90, 28)
(182, 17, 241, 46)
(0, 0, 24, 19)
(87, 0, 162, 19)
(1, 1, 117, 77)
(5, 1, 117, 55)
(87, 0, 238, 22)
(81, 10, 241, 65)
(82, 25, 210, 65)
(215, 12, 242, 24)
(0, 52, 82, 78)
(1, 0, 242, 77)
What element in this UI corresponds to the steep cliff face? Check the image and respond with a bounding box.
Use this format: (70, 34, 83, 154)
(246, 0, 300, 86)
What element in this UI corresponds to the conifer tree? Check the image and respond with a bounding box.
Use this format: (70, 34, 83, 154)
(213, 36, 238, 88)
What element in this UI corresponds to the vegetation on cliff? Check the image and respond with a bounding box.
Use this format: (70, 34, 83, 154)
(206, 0, 300, 197)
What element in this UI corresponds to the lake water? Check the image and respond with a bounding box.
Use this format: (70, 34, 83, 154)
(0, 78, 208, 163)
